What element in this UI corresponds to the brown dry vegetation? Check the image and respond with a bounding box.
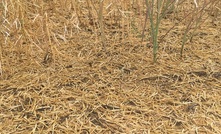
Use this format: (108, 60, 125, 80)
(0, 0, 221, 133)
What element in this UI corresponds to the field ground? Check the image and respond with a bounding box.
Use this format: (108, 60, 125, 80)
(0, 0, 221, 133)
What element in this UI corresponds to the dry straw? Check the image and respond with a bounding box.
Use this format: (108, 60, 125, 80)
(0, 0, 221, 133)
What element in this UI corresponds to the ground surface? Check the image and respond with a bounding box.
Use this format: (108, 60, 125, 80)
(0, 0, 221, 133)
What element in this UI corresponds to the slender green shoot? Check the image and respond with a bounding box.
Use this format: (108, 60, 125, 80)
(145, 0, 174, 62)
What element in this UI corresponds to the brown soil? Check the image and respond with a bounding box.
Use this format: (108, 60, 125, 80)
(0, 0, 221, 133)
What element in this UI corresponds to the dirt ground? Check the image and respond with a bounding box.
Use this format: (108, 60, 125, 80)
(0, 0, 221, 133)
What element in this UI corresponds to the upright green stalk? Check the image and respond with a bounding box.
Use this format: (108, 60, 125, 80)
(145, 0, 172, 62)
